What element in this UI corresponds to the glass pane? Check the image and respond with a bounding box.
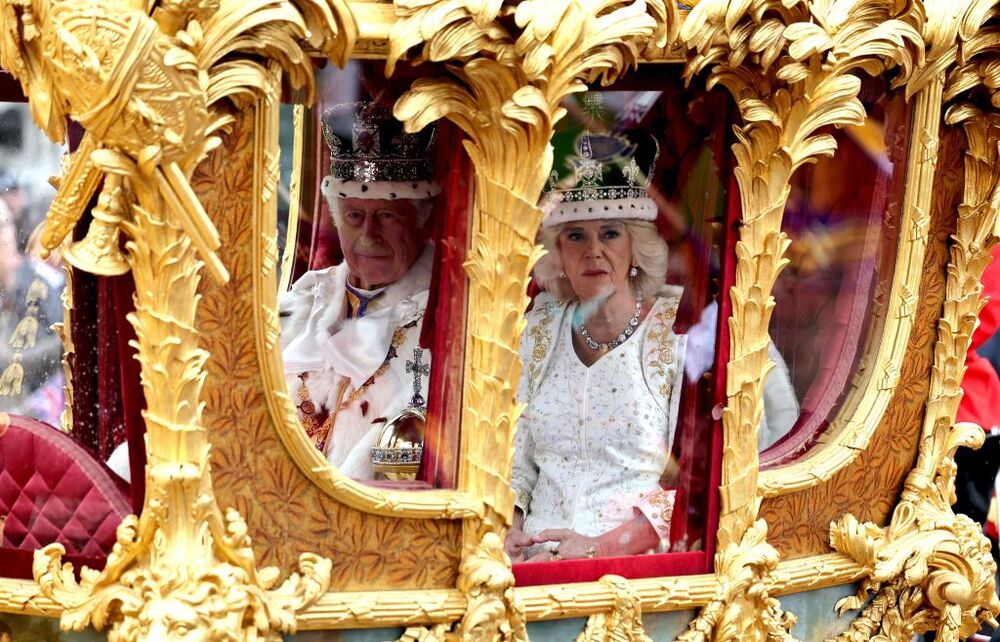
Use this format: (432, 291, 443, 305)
(509, 82, 732, 572)
(0, 613, 106, 641)
(276, 102, 297, 286)
(278, 61, 470, 489)
(0, 103, 131, 578)
(0, 103, 65, 427)
(762, 86, 909, 461)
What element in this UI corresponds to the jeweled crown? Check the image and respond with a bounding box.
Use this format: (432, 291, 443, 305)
(544, 131, 658, 205)
(321, 101, 437, 184)
(543, 94, 659, 206)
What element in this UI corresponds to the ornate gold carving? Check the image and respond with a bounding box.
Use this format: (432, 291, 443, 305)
(386, 0, 674, 638)
(758, 78, 944, 497)
(1, 550, 871, 627)
(63, 173, 131, 276)
(828, 6, 1000, 638)
(682, 0, 924, 548)
(0, 0, 356, 639)
(677, 520, 795, 642)
(677, 1, 925, 640)
(573, 576, 651, 642)
(58, 260, 74, 433)
(32, 176, 334, 641)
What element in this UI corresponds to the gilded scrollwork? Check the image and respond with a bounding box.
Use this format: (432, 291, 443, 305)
(2, 0, 999, 638)
(573, 576, 652, 642)
(677, 1, 926, 640)
(386, 0, 675, 639)
(0, 0, 356, 639)
(677, 520, 798, 642)
(828, 4, 1000, 640)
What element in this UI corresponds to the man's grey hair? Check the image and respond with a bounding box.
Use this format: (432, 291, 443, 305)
(534, 219, 669, 302)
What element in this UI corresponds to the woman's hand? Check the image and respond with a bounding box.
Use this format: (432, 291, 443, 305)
(505, 527, 532, 562)
(505, 509, 531, 562)
(530, 528, 600, 560)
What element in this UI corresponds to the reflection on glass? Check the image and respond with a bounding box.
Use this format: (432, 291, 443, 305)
(0, 103, 131, 573)
(763, 90, 908, 461)
(276, 103, 297, 282)
(279, 64, 466, 487)
(508, 88, 731, 564)
(0, 613, 106, 642)
(0, 103, 65, 427)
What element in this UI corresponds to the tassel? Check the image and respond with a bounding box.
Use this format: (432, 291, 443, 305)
(25, 278, 47, 305)
(10, 315, 39, 350)
(0, 358, 24, 396)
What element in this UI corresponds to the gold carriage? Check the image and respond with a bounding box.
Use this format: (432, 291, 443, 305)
(0, 0, 998, 641)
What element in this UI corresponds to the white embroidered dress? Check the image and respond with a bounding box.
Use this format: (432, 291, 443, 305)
(513, 292, 686, 552)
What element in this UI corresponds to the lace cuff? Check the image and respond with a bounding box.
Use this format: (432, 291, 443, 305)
(635, 488, 676, 541)
(512, 480, 532, 514)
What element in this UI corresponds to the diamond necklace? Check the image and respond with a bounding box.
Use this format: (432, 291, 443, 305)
(578, 290, 644, 353)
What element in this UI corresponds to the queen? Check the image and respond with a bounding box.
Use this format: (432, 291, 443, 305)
(507, 127, 684, 561)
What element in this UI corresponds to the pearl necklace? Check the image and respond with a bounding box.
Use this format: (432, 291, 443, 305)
(578, 291, 644, 353)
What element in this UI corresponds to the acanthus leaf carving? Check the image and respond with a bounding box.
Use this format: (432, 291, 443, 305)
(387, 1, 676, 641)
(678, 1, 926, 641)
(0, 0, 357, 640)
(828, 5, 1000, 640)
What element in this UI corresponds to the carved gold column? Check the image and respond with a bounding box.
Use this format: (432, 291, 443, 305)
(677, 1, 925, 640)
(387, 0, 676, 639)
(829, 3, 1000, 640)
(0, 0, 357, 640)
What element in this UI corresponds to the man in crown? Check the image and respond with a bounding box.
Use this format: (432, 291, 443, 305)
(280, 102, 438, 480)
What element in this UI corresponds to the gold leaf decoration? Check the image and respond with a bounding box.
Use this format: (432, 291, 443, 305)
(677, 1, 926, 640)
(388, 0, 675, 640)
(574, 576, 653, 642)
(828, 5, 1000, 639)
(0, 0, 358, 639)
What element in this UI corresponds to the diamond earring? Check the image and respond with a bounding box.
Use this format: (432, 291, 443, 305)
(559, 271, 567, 279)
(629, 266, 638, 277)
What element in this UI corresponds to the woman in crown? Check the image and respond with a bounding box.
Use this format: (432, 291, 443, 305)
(506, 128, 685, 561)
(506, 110, 803, 561)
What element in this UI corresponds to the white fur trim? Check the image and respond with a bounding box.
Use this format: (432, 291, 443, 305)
(321, 176, 441, 201)
(542, 196, 658, 228)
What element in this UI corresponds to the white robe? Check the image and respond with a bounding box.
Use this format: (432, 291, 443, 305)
(280, 246, 433, 479)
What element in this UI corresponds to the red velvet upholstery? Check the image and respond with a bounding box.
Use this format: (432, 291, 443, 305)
(513, 551, 706, 586)
(0, 415, 130, 557)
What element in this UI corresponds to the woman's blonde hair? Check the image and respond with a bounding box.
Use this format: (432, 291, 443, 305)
(534, 219, 669, 302)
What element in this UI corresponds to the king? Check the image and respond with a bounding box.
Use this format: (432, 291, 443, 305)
(280, 101, 438, 480)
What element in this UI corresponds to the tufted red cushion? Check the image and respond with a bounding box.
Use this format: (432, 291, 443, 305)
(0, 414, 130, 557)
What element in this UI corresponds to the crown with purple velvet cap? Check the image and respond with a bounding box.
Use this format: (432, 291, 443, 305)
(320, 101, 441, 201)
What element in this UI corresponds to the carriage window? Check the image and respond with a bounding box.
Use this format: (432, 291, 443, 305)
(761, 86, 909, 463)
(0, 103, 65, 429)
(0, 101, 133, 579)
(277, 62, 470, 489)
(508, 83, 731, 579)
